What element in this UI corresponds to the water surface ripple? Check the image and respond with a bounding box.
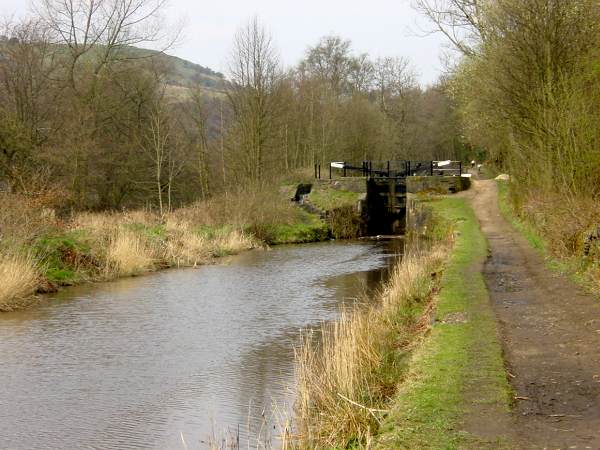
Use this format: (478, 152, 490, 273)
(0, 241, 398, 449)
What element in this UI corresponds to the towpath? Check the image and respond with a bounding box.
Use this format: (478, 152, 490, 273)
(468, 179, 600, 449)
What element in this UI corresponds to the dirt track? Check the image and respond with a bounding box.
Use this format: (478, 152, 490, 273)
(469, 179, 600, 449)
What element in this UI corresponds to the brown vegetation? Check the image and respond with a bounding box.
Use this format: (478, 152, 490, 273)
(295, 246, 448, 447)
(0, 252, 39, 311)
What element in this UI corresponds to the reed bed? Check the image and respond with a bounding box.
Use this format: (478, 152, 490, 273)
(106, 230, 155, 277)
(295, 246, 448, 448)
(0, 252, 39, 311)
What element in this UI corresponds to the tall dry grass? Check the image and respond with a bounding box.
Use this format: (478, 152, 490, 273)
(0, 252, 39, 311)
(106, 230, 155, 277)
(0, 189, 296, 310)
(173, 189, 301, 230)
(0, 193, 57, 246)
(295, 247, 447, 448)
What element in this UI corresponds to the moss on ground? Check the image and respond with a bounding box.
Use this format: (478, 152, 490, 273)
(374, 197, 512, 449)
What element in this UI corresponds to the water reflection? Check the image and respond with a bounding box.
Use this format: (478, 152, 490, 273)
(0, 241, 400, 449)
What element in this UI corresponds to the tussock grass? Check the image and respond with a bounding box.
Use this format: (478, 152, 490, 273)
(106, 230, 155, 277)
(0, 188, 325, 310)
(173, 189, 300, 230)
(211, 228, 258, 256)
(295, 247, 448, 448)
(0, 252, 39, 311)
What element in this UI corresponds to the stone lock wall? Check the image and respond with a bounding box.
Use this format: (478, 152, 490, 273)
(406, 176, 470, 194)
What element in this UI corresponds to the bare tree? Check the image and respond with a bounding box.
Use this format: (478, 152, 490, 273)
(0, 19, 60, 192)
(302, 35, 352, 95)
(35, 0, 176, 94)
(138, 90, 169, 215)
(412, 0, 488, 56)
(374, 56, 416, 113)
(348, 54, 374, 94)
(227, 17, 282, 183)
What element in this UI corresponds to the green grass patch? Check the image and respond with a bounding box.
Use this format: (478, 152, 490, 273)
(308, 186, 361, 211)
(375, 197, 512, 449)
(34, 230, 94, 284)
(124, 223, 167, 240)
(267, 211, 329, 244)
(193, 224, 234, 240)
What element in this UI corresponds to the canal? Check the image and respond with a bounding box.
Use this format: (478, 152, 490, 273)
(0, 241, 400, 449)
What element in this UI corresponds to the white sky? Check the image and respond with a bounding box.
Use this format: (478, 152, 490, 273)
(1, 0, 448, 85)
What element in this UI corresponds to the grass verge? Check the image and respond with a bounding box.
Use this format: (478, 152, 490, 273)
(375, 197, 511, 449)
(496, 182, 545, 252)
(308, 186, 361, 212)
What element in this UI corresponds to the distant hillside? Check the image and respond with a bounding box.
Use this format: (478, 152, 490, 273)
(0, 38, 226, 102)
(122, 47, 226, 91)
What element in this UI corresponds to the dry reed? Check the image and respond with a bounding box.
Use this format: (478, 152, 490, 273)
(106, 230, 154, 276)
(0, 188, 305, 311)
(295, 247, 447, 448)
(0, 252, 39, 311)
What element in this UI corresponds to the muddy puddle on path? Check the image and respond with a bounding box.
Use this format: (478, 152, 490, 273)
(0, 240, 401, 450)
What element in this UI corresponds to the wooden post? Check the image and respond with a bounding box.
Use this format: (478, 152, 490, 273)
(387, 161, 390, 177)
(329, 163, 332, 179)
(458, 161, 462, 175)
(343, 165, 347, 177)
(314, 163, 317, 179)
(318, 164, 321, 179)
(430, 161, 434, 176)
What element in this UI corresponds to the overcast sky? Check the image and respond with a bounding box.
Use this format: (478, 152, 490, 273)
(1, 0, 449, 85)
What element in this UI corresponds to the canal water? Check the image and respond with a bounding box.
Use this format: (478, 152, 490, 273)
(0, 241, 401, 449)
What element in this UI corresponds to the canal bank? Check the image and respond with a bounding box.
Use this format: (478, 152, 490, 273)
(0, 188, 331, 312)
(295, 196, 512, 449)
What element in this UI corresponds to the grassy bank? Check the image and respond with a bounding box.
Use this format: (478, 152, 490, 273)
(497, 181, 600, 295)
(375, 197, 511, 449)
(295, 197, 511, 449)
(0, 188, 328, 311)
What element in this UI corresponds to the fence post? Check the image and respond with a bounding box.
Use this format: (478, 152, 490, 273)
(314, 163, 317, 179)
(407, 161, 411, 176)
(329, 163, 332, 180)
(387, 161, 390, 177)
(318, 164, 321, 179)
(458, 161, 462, 175)
(343, 165, 347, 177)
(430, 161, 434, 176)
